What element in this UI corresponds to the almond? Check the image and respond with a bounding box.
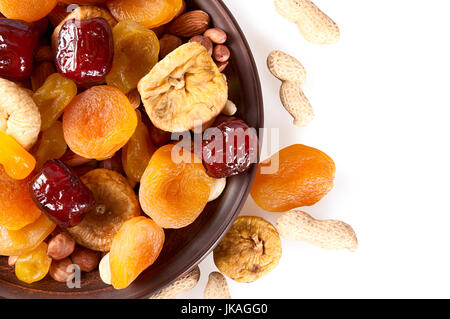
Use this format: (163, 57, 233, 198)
(168, 10, 210, 38)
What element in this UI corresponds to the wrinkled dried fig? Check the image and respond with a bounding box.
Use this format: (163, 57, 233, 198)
(66, 169, 140, 251)
(138, 42, 228, 132)
(213, 216, 282, 283)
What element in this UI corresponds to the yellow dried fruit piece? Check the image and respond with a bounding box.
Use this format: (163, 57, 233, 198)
(106, 21, 159, 94)
(15, 242, 52, 284)
(213, 216, 282, 283)
(32, 73, 77, 131)
(67, 169, 140, 251)
(32, 121, 67, 170)
(138, 42, 228, 132)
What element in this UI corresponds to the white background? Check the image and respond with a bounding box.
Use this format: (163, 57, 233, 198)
(181, 0, 450, 298)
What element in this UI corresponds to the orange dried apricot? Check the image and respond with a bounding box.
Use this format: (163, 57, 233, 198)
(60, 0, 107, 4)
(106, 21, 159, 94)
(62, 85, 138, 160)
(33, 73, 77, 132)
(0, 0, 57, 22)
(0, 214, 56, 256)
(139, 144, 213, 229)
(15, 242, 52, 284)
(106, 0, 183, 29)
(32, 121, 67, 170)
(122, 110, 156, 184)
(250, 144, 335, 212)
(0, 165, 41, 231)
(110, 216, 165, 289)
(0, 132, 36, 180)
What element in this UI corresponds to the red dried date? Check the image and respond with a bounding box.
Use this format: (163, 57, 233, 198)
(56, 18, 113, 84)
(29, 160, 95, 228)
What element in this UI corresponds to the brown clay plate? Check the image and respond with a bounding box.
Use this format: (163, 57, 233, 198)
(0, 0, 263, 299)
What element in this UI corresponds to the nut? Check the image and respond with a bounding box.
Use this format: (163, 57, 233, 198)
(99, 252, 111, 285)
(49, 258, 76, 283)
(0, 78, 41, 150)
(149, 266, 200, 299)
(52, 6, 117, 51)
(274, 0, 340, 44)
(204, 272, 231, 299)
(47, 233, 76, 260)
(168, 10, 210, 38)
(208, 178, 226, 202)
(267, 50, 314, 127)
(48, 3, 70, 28)
(30, 62, 56, 92)
(204, 28, 227, 44)
(222, 100, 237, 116)
(8, 256, 18, 267)
(189, 35, 213, 56)
(276, 210, 358, 251)
(71, 246, 101, 272)
(126, 89, 141, 109)
(216, 61, 229, 73)
(159, 34, 183, 59)
(213, 45, 231, 63)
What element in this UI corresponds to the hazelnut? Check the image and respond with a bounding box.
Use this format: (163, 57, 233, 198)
(204, 28, 227, 44)
(71, 246, 101, 272)
(213, 45, 231, 63)
(49, 258, 75, 283)
(47, 233, 76, 260)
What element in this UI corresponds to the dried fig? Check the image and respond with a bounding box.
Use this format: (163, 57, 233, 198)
(138, 42, 228, 133)
(213, 216, 282, 283)
(66, 169, 140, 251)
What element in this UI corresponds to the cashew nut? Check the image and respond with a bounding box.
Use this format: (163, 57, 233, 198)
(204, 272, 231, 299)
(208, 178, 226, 202)
(274, 0, 340, 44)
(276, 210, 358, 251)
(267, 50, 314, 127)
(0, 78, 41, 150)
(222, 100, 237, 116)
(99, 252, 111, 285)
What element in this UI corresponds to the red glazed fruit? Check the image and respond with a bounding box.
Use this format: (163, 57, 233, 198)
(0, 19, 40, 81)
(202, 117, 258, 178)
(29, 160, 96, 228)
(56, 18, 113, 84)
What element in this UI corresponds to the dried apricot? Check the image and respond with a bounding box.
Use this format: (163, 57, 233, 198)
(139, 144, 213, 229)
(67, 169, 140, 251)
(0, 214, 56, 256)
(250, 144, 335, 212)
(33, 73, 77, 132)
(213, 216, 282, 283)
(110, 216, 165, 289)
(32, 121, 67, 170)
(106, 0, 183, 29)
(62, 86, 138, 160)
(0, 166, 41, 230)
(122, 111, 156, 184)
(0, 0, 57, 22)
(60, 0, 107, 4)
(106, 21, 159, 94)
(15, 242, 52, 284)
(0, 132, 36, 180)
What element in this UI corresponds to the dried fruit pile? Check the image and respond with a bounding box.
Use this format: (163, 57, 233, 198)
(0, 0, 252, 290)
